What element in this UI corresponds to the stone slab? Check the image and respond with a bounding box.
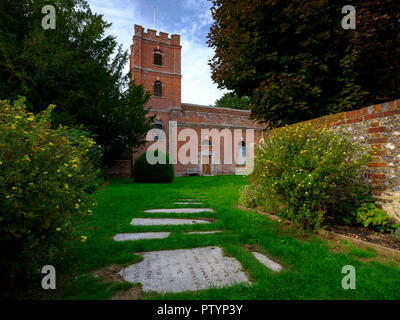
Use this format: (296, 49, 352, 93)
(187, 231, 222, 235)
(119, 246, 250, 293)
(252, 251, 282, 272)
(130, 218, 211, 226)
(144, 208, 213, 213)
(113, 232, 170, 241)
(180, 199, 200, 201)
(174, 202, 203, 205)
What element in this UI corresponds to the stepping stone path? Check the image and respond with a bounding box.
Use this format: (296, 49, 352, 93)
(174, 202, 202, 205)
(187, 231, 222, 235)
(130, 218, 211, 226)
(113, 232, 170, 241)
(251, 252, 283, 272)
(112, 197, 283, 294)
(144, 208, 213, 214)
(119, 246, 250, 293)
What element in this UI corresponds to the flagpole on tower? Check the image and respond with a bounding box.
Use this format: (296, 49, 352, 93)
(153, 7, 156, 30)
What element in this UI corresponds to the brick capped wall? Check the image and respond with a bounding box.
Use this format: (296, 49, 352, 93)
(273, 99, 400, 222)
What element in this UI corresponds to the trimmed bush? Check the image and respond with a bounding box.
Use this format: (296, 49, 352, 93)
(132, 150, 174, 183)
(355, 203, 397, 233)
(0, 98, 99, 296)
(241, 122, 372, 231)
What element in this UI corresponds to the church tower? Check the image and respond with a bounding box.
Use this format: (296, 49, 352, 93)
(130, 25, 182, 110)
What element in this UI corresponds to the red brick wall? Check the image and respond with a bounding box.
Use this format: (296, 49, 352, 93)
(130, 107, 266, 177)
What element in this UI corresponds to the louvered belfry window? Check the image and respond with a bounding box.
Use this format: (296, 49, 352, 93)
(154, 50, 162, 66)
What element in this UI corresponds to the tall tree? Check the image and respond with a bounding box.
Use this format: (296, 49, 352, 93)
(207, 0, 400, 125)
(114, 82, 155, 175)
(215, 92, 250, 110)
(0, 0, 128, 161)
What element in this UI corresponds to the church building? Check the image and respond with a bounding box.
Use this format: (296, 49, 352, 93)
(118, 25, 266, 177)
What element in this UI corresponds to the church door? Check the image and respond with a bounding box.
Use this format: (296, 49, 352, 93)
(202, 155, 211, 175)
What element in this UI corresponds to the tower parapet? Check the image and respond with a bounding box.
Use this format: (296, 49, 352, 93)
(130, 25, 182, 110)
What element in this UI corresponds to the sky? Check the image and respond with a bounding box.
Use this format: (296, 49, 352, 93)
(87, 0, 228, 105)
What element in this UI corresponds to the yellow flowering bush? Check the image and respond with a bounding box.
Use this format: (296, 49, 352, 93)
(0, 98, 99, 291)
(240, 122, 372, 231)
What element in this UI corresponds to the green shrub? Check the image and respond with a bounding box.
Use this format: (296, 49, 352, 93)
(238, 184, 265, 209)
(392, 228, 400, 242)
(0, 98, 99, 296)
(244, 122, 372, 231)
(132, 149, 174, 183)
(355, 203, 396, 233)
(59, 125, 105, 192)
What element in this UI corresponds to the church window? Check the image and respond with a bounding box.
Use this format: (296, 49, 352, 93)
(154, 50, 162, 66)
(154, 80, 162, 97)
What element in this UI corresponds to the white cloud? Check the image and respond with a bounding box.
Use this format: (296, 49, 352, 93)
(181, 38, 227, 105)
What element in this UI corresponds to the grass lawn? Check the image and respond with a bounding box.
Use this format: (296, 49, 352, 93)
(47, 175, 400, 300)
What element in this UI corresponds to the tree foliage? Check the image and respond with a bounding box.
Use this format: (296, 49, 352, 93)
(214, 92, 250, 110)
(208, 0, 400, 125)
(0, 0, 131, 161)
(114, 82, 155, 174)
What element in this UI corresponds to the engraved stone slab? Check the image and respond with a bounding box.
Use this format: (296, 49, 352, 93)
(252, 252, 282, 272)
(130, 218, 211, 226)
(174, 202, 203, 205)
(144, 208, 213, 213)
(119, 246, 250, 293)
(187, 231, 222, 235)
(113, 232, 170, 241)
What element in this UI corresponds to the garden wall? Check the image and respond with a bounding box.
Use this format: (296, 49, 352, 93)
(105, 160, 131, 178)
(274, 99, 400, 222)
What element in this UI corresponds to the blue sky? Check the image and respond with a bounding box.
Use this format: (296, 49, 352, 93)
(87, 0, 228, 105)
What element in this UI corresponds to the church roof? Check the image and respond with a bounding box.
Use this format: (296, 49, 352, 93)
(181, 103, 251, 116)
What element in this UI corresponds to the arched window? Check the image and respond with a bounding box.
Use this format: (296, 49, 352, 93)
(154, 120, 163, 130)
(153, 120, 163, 141)
(238, 141, 246, 165)
(201, 139, 212, 146)
(154, 49, 162, 66)
(154, 80, 162, 97)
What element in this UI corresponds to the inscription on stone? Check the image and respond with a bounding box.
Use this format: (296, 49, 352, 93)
(144, 208, 213, 213)
(130, 218, 211, 226)
(119, 246, 250, 293)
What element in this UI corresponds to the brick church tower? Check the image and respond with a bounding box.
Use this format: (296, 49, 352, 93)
(130, 25, 182, 110)
(110, 24, 266, 178)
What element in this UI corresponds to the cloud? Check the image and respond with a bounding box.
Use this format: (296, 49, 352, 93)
(181, 38, 227, 105)
(86, 0, 227, 105)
